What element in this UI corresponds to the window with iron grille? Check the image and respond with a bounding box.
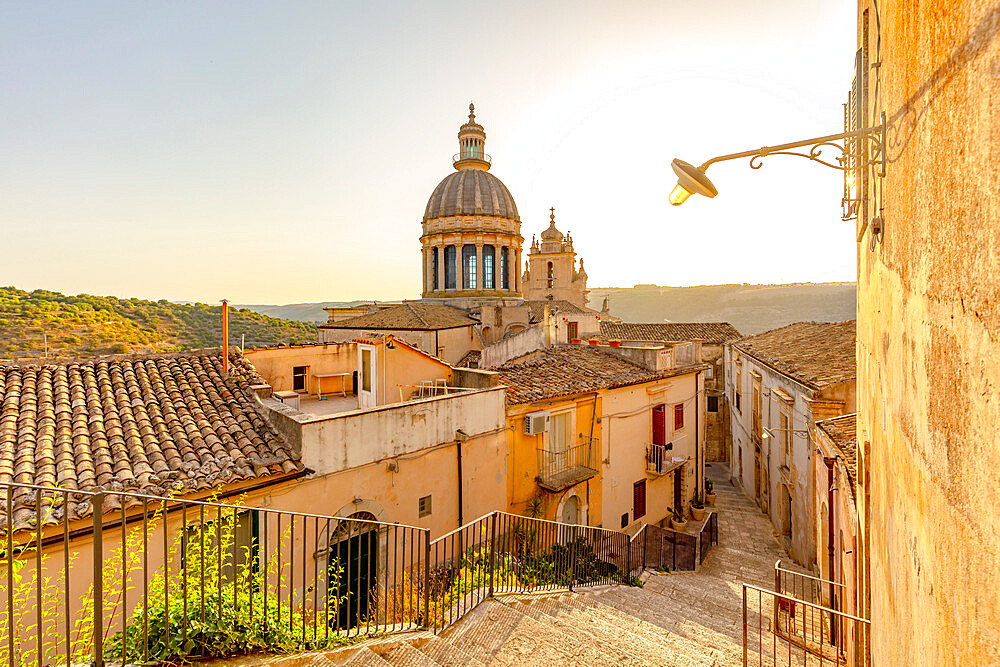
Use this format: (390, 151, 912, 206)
(707, 395, 719, 412)
(462, 245, 477, 289)
(418, 495, 432, 517)
(444, 246, 457, 289)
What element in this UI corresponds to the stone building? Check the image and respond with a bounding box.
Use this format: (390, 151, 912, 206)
(598, 322, 740, 463)
(853, 1, 1000, 661)
(725, 321, 856, 566)
(521, 209, 590, 308)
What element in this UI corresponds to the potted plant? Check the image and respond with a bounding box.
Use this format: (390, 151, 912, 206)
(571, 338, 582, 344)
(588, 339, 600, 345)
(609, 339, 622, 347)
(670, 508, 688, 531)
(691, 496, 706, 521)
(705, 480, 717, 506)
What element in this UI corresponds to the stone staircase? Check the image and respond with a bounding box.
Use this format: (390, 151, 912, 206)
(222, 463, 789, 666)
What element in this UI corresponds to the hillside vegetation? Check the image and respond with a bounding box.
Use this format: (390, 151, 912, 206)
(0, 287, 318, 361)
(589, 283, 856, 335)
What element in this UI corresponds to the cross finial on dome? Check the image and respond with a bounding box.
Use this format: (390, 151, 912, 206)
(550, 207, 555, 222)
(469, 102, 475, 122)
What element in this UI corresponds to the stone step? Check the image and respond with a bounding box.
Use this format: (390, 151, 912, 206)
(379, 640, 439, 666)
(414, 635, 486, 667)
(342, 647, 393, 666)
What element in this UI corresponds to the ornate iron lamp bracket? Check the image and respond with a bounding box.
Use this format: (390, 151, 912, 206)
(698, 122, 886, 175)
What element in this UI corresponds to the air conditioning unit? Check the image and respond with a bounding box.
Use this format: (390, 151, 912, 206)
(523, 410, 551, 435)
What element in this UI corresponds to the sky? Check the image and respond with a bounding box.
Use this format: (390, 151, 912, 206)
(0, 1, 858, 304)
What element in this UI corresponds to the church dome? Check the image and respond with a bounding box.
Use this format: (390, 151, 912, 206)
(423, 169, 520, 221)
(540, 208, 563, 241)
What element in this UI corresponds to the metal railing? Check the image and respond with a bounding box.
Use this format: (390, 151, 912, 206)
(646, 443, 680, 475)
(0, 481, 642, 664)
(426, 511, 633, 632)
(0, 481, 429, 666)
(699, 511, 719, 564)
(536, 440, 598, 492)
(452, 152, 492, 166)
(633, 511, 718, 573)
(774, 561, 847, 609)
(742, 583, 870, 667)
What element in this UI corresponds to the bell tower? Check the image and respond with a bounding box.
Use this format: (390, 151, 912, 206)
(522, 208, 589, 308)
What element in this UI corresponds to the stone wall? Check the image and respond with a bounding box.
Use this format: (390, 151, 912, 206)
(857, 1, 1000, 662)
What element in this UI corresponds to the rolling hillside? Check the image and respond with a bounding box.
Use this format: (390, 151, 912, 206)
(0, 287, 318, 360)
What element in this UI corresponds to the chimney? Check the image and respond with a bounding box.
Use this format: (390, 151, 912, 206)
(222, 298, 230, 373)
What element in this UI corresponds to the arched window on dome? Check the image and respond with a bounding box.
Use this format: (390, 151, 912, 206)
(547, 261, 554, 288)
(431, 247, 439, 291)
(482, 245, 495, 290)
(444, 246, 457, 290)
(462, 245, 477, 289)
(500, 247, 510, 290)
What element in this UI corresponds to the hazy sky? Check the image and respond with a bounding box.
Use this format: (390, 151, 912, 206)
(1, 1, 858, 304)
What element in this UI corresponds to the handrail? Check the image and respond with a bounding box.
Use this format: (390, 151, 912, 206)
(742, 583, 871, 624)
(775, 560, 847, 588)
(452, 152, 492, 165)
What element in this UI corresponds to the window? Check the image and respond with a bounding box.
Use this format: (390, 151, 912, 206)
(633, 480, 646, 520)
(706, 365, 714, 379)
(500, 247, 510, 289)
(292, 366, 308, 392)
(431, 247, 439, 290)
(444, 245, 457, 289)
(652, 404, 666, 446)
(546, 261, 554, 288)
(549, 412, 570, 454)
(735, 366, 742, 413)
(462, 245, 477, 289)
(567, 321, 578, 341)
(673, 403, 684, 430)
(418, 495, 432, 517)
(482, 245, 495, 289)
(621, 512, 629, 529)
(707, 395, 719, 412)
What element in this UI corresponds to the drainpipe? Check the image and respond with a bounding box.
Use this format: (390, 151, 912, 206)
(825, 456, 838, 646)
(695, 371, 702, 498)
(456, 429, 468, 526)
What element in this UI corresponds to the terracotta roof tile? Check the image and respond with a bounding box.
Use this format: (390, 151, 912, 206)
(733, 321, 856, 389)
(497, 345, 671, 405)
(320, 303, 477, 331)
(0, 350, 301, 529)
(599, 322, 741, 344)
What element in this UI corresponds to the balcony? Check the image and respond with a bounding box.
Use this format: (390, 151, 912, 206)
(536, 439, 598, 492)
(452, 151, 492, 168)
(647, 443, 686, 476)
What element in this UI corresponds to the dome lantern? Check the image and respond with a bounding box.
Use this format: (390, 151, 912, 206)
(453, 103, 492, 171)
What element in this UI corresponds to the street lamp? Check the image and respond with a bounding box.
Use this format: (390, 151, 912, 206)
(668, 114, 886, 206)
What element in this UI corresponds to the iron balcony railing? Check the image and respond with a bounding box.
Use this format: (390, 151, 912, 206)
(452, 152, 492, 166)
(0, 480, 642, 665)
(536, 440, 598, 492)
(646, 443, 685, 476)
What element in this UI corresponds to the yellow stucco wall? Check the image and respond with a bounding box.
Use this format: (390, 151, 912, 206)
(856, 0, 1000, 661)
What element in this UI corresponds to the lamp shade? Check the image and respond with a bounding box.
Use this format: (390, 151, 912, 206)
(669, 159, 718, 205)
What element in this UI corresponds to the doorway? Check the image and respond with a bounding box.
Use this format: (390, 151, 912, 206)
(561, 495, 580, 525)
(329, 515, 379, 630)
(357, 344, 377, 408)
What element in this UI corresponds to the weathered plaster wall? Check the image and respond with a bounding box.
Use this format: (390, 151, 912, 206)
(857, 1, 1000, 662)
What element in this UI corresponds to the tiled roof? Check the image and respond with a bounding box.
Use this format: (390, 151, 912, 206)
(524, 300, 591, 321)
(0, 350, 302, 527)
(320, 303, 478, 331)
(456, 350, 482, 368)
(817, 412, 857, 489)
(733, 321, 856, 389)
(599, 322, 741, 344)
(497, 346, 667, 405)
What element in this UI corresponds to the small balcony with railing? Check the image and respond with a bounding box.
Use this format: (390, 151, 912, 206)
(536, 439, 598, 492)
(646, 443, 687, 477)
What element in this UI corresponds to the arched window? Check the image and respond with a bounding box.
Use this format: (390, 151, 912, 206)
(431, 247, 439, 291)
(546, 261, 554, 288)
(462, 245, 477, 289)
(482, 245, 495, 289)
(500, 247, 510, 290)
(444, 246, 457, 289)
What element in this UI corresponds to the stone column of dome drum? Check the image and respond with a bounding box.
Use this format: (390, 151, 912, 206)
(514, 247, 522, 294)
(421, 246, 429, 295)
(475, 243, 483, 294)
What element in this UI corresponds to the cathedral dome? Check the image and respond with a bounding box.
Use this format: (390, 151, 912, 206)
(423, 169, 520, 221)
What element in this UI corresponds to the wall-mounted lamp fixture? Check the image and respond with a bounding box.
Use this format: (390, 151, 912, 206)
(669, 113, 886, 206)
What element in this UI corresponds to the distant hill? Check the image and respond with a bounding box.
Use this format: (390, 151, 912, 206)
(589, 283, 856, 336)
(234, 301, 393, 323)
(0, 287, 318, 360)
